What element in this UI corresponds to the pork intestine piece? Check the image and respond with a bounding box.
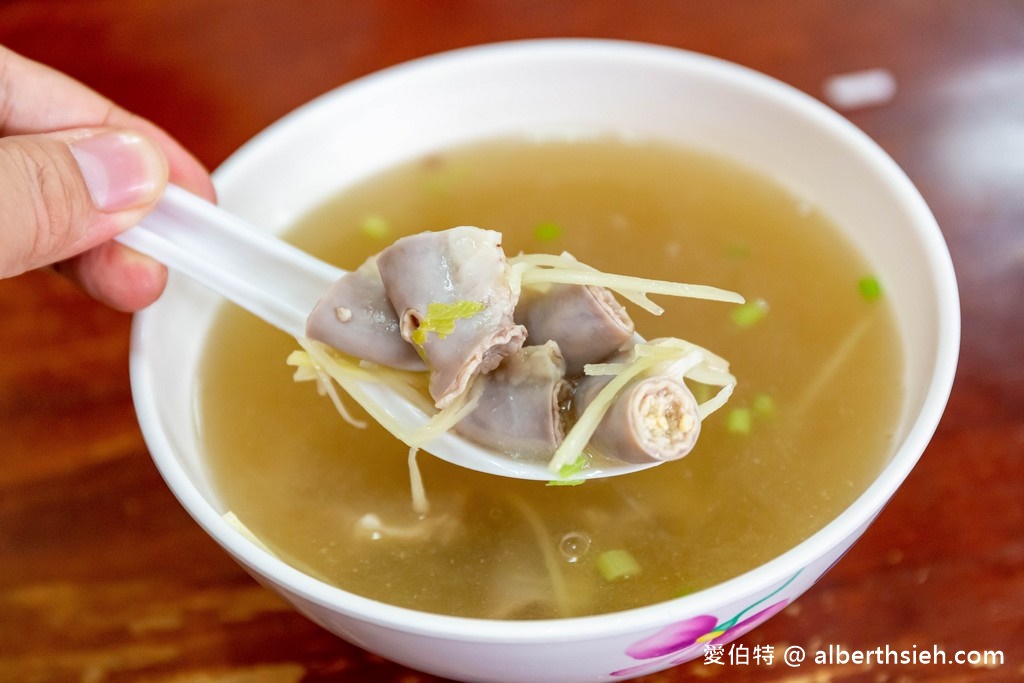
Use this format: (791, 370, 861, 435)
(375, 226, 527, 409)
(516, 284, 634, 377)
(305, 257, 426, 371)
(574, 359, 701, 464)
(454, 341, 569, 460)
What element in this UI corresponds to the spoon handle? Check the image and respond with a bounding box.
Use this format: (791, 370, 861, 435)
(116, 186, 344, 338)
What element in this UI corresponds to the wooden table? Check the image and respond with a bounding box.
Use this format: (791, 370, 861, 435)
(1, 2, 1020, 681)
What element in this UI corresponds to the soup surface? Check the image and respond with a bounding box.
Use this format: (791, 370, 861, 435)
(200, 137, 903, 619)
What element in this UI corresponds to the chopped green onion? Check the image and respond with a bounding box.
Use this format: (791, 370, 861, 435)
(411, 301, 486, 345)
(597, 549, 642, 581)
(424, 175, 448, 195)
(360, 214, 390, 240)
(858, 275, 883, 301)
(534, 221, 563, 242)
(727, 407, 752, 435)
(548, 454, 587, 486)
(731, 298, 769, 327)
(674, 582, 699, 598)
(727, 244, 751, 258)
(558, 454, 587, 479)
(752, 393, 775, 417)
(546, 478, 585, 487)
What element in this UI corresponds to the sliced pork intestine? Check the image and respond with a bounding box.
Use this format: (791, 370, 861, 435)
(454, 341, 569, 460)
(574, 360, 701, 464)
(375, 226, 527, 409)
(305, 256, 426, 371)
(516, 284, 634, 377)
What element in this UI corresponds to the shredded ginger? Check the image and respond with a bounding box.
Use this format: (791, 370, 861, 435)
(290, 246, 742, 482)
(509, 252, 744, 315)
(548, 339, 735, 473)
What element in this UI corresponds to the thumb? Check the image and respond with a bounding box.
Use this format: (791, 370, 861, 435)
(0, 128, 168, 278)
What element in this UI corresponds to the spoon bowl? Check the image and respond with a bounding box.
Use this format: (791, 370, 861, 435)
(119, 186, 657, 480)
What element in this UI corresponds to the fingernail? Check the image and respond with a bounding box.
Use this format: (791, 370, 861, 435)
(69, 131, 168, 212)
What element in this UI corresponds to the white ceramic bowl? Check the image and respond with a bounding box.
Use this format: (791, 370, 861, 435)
(130, 40, 959, 682)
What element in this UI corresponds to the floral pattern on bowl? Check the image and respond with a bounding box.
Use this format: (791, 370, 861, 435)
(610, 570, 800, 677)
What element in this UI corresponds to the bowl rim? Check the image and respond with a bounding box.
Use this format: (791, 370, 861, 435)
(132, 37, 960, 644)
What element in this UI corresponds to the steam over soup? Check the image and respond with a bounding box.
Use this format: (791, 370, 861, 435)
(200, 137, 903, 619)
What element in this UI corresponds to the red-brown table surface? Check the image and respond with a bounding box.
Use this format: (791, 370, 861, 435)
(1, 2, 1021, 681)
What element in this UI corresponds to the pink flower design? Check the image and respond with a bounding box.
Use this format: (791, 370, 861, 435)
(624, 614, 719, 659)
(611, 601, 788, 677)
(610, 570, 801, 678)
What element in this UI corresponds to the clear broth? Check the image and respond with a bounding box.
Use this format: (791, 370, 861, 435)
(199, 138, 903, 619)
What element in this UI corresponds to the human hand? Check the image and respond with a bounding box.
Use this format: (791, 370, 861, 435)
(0, 45, 215, 311)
